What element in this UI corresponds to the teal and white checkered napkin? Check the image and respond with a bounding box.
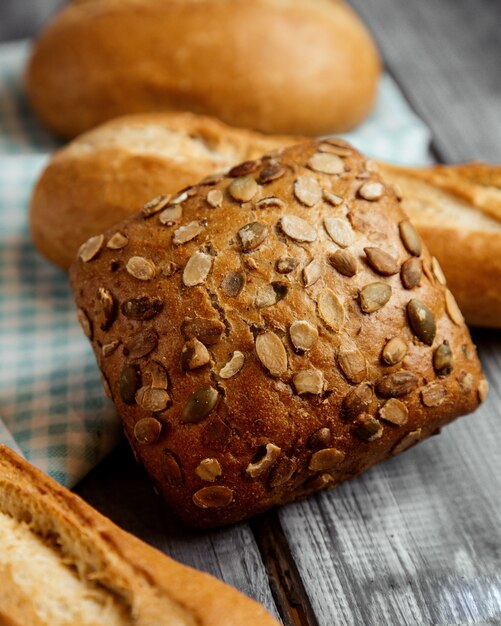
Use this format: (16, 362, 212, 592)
(0, 40, 433, 488)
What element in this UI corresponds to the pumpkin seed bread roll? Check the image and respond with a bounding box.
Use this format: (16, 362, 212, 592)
(0, 445, 279, 626)
(30, 112, 298, 270)
(25, 0, 380, 138)
(70, 140, 487, 527)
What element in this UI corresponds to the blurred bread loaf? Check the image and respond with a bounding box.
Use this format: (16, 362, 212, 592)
(30, 112, 298, 269)
(25, 0, 380, 138)
(70, 139, 486, 527)
(380, 162, 501, 327)
(0, 443, 279, 626)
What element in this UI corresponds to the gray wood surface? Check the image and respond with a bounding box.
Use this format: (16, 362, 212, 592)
(64, 0, 501, 624)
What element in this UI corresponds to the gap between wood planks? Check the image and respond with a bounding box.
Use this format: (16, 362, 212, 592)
(250, 512, 319, 626)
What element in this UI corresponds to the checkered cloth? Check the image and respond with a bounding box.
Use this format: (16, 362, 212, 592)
(0, 40, 433, 488)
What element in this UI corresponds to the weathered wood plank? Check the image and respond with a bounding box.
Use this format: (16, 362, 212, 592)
(75, 442, 282, 622)
(348, 0, 501, 163)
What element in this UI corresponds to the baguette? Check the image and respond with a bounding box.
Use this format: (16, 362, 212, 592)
(25, 0, 380, 138)
(0, 444, 279, 626)
(69, 139, 487, 527)
(30, 112, 298, 270)
(379, 162, 501, 327)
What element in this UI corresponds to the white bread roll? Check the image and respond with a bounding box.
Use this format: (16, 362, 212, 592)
(25, 0, 381, 138)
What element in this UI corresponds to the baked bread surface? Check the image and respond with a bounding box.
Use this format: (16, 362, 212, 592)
(70, 140, 487, 527)
(25, 0, 380, 138)
(0, 444, 279, 626)
(380, 162, 501, 327)
(30, 112, 297, 269)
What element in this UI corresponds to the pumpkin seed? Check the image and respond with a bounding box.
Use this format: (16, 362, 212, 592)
(142, 194, 170, 217)
(308, 427, 331, 450)
(181, 317, 225, 345)
(433, 341, 453, 374)
(119, 364, 140, 405)
(293, 369, 324, 395)
(399, 220, 422, 256)
(107, 232, 128, 250)
(183, 251, 212, 286)
(238, 222, 268, 251)
(421, 382, 447, 407)
(102, 339, 120, 357)
(376, 371, 419, 398)
(364, 247, 399, 276)
(255, 332, 288, 377)
(135, 387, 170, 412)
(163, 451, 183, 487)
(79, 234, 104, 262)
(221, 271, 245, 297)
(359, 182, 384, 201)
(294, 175, 322, 206)
(359, 283, 392, 313)
(324, 217, 354, 248)
(354, 414, 383, 441)
(121, 296, 163, 320)
(134, 417, 162, 444)
(219, 351, 245, 379)
(246, 443, 282, 478)
(478, 379, 489, 403)
(381, 337, 407, 366)
(379, 398, 409, 425)
(318, 140, 352, 156)
(196, 458, 223, 482)
(255, 281, 288, 308)
(258, 161, 286, 184)
(276, 257, 298, 274)
(173, 220, 207, 245)
(318, 288, 345, 332)
(407, 299, 436, 346)
(401, 257, 422, 289)
(289, 320, 318, 352)
(269, 457, 297, 488)
(123, 328, 158, 360)
(281, 215, 317, 242)
(207, 189, 223, 208)
(126, 256, 156, 281)
(342, 383, 375, 421)
(338, 344, 367, 384)
(328, 249, 358, 277)
(77, 308, 92, 339)
(229, 160, 259, 177)
(181, 338, 211, 370)
(309, 448, 345, 471)
(303, 259, 322, 286)
(445, 289, 464, 325)
(431, 257, 447, 285)
(308, 152, 345, 175)
(323, 191, 345, 207)
(181, 386, 219, 423)
(159, 205, 183, 226)
(392, 429, 422, 455)
(193, 485, 234, 508)
(256, 196, 286, 210)
(144, 360, 168, 390)
(228, 176, 259, 202)
(96, 287, 116, 331)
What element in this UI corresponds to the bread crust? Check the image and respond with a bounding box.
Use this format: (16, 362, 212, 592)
(0, 444, 279, 626)
(70, 140, 486, 527)
(30, 112, 298, 269)
(380, 162, 501, 327)
(25, 0, 380, 138)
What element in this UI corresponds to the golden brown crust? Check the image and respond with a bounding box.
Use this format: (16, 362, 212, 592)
(379, 162, 501, 327)
(0, 444, 279, 626)
(30, 112, 298, 269)
(25, 0, 380, 138)
(70, 140, 486, 527)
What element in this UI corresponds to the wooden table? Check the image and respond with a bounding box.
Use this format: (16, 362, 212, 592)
(72, 1, 501, 624)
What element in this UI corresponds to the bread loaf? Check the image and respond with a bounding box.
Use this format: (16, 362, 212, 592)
(25, 0, 380, 138)
(69, 140, 487, 527)
(30, 112, 298, 269)
(379, 162, 501, 327)
(0, 444, 279, 626)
